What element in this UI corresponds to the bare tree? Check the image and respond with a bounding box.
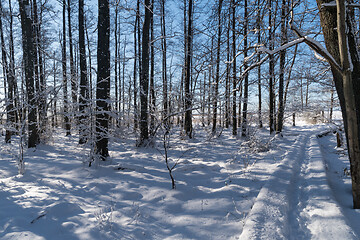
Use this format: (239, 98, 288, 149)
(212, 0, 223, 134)
(79, 0, 89, 144)
(138, 0, 151, 146)
(95, 0, 110, 159)
(18, 0, 39, 148)
(184, 0, 193, 138)
(62, 0, 71, 136)
(232, 0, 237, 136)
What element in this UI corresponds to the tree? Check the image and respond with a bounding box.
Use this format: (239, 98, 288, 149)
(276, 0, 288, 133)
(95, 0, 110, 159)
(232, 0, 237, 136)
(268, 0, 275, 134)
(62, 0, 71, 136)
(78, 0, 89, 144)
(314, 0, 360, 209)
(18, 0, 39, 148)
(241, 0, 249, 137)
(138, 0, 151, 145)
(0, 0, 15, 143)
(212, 0, 223, 134)
(184, 0, 193, 138)
(256, 0, 263, 129)
(133, 0, 140, 131)
(161, 0, 169, 128)
(149, 0, 155, 134)
(67, 0, 77, 112)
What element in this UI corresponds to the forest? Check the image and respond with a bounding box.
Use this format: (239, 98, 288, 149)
(1, 0, 360, 239)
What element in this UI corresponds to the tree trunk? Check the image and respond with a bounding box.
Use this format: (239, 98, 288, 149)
(225, 17, 230, 129)
(79, 0, 89, 144)
(68, 0, 77, 112)
(276, 0, 288, 133)
(133, 0, 139, 131)
(139, 0, 151, 145)
(114, 2, 119, 127)
(241, 0, 248, 137)
(18, 0, 39, 148)
(184, 0, 193, 138)
(268, 0, 275, 134)
(149, 0, 155, 135)
(62, 0, 71, 136)
(257, 0, 263, 129)
(96, 0, 110, 159)
(232, 0, 237, 136)
(0, 0, 15, 143)
(9, 0, 19, 128)
(316, 0, 360, 208)
(161, 0, 169, 128)
(212, 0, 223, 134)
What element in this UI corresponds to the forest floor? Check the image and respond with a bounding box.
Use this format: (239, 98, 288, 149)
(0, 120, 360, 239)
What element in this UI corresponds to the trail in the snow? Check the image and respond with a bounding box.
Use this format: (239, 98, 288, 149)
(239, 129, 358, 240)
(288, 134, 311, 239)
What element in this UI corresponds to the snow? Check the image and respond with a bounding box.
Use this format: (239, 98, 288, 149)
(1, 122, 359, 239)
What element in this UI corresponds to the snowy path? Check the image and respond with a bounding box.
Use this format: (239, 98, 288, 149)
(239, 130, 358, 239)
(1, 126, 359, 239)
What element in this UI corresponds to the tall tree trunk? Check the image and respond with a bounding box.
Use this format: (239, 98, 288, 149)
(149, 0, 155, 135)
(161, 0, 169, 128)
(68, 0, 77, 113)
(9, 0, 19, 128)
(225, 17, 230, 129)
(62, 0, 71, 136)
(241, 0, 248, 137)
(257, 0, 263, 128)
(18, 0, 39, 148)
(212, 0, 223, 134)
(52, 51, 57, 127)
(79, 0, 89, 144)
(139, 0, 151, 145)
(133, 0, 140, 131)
(114, 2, 119, 127)
(268, 0, 275, 134)
(232, 0, 237, 136)
(96, 0, 110, 159)
(276, 0, 287, 133)
(315, 0, 360, 208)
(0, 0, 15, 143)
(184, 0, 193, 138)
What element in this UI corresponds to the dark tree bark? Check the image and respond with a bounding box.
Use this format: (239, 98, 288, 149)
(257, 0, 263, 129)
(225, 17, 230, 129)
(184, 0, 193, 138)
(33, 0, 47, 136)
(96, 0, 110, 159)
(114, 2, 119, 127)
(0, 0, 15, 143)
(276, 0, 288, 133)
(138, 0, 151, 145)
(315, 0, 360, 208)
(18, 0, 39, 148)
(161, 0, 169, 128)
(149, 0, 155, 135)
(232, 0, 237, 136)
(62, 0, 71, 136)
(133, 0, 140, 131)
(78, 0, 89, 144)
(268, 0, 275, 134)
(241, 0, 248, 137)
(212, 0, 223, 134)
(9, 0, 19, 127)
(68, 0, 77, 109)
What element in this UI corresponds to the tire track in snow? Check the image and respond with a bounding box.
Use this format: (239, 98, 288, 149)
(239, 130, 358, 240)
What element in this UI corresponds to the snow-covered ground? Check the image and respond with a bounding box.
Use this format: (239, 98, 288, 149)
(1, 122, 359, 239)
